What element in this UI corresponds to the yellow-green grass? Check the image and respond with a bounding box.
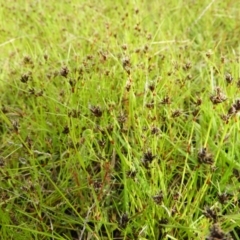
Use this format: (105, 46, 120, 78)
(0, 0, 240, 239)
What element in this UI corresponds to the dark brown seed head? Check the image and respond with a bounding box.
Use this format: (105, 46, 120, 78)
(86, 55, 93, 60)
(125, 79, 132, 91)
(146, 101, 155, 109)
(159, 218, 168, 225)
(23, 56, 33, 64)
(203, 206, 218, 223)
(192, 108, 200, 117)
(206, 50, 212, 58)
(90, 105, 103, 117)
(171, 109, 182, 118)
(151, 126, 160, 135)
(142, 150, 156, 169)
(0, 156, 5, 167)
(93, 181, 102, 190)
(198, 148, 213, 164)
(160, 95, 171, 105)
(225, 73, 233, 83)
(12, 120, 19, 133)
(20, 72, 32, 83)
(122, 56, 130, 68)
(60, 66, 69, 78)
(195, 98, 202, 106)
(20, 73, 29, 83)
(153, 191, 163, 204)
(148, 82, 155, 92)
(106, 124, 113, 132)
(68, 109, 81, 118)
(233, 99, 240, 111)
(121, 44, 127, 50)
(210, 95, 227, 104)
(117, 114, 127, 124)
(233, 168, 240, 181)
(119, 213, 129, 228)
(62, 126, 70, 134)
(227, 106, 236, 116)
(29, 88, 35, 95)
(183, 62, 192, 71)
(220, 114, 230, 123)
(69, 79, 76, 87)
(1, 105, 8, 114)
(218, 192, 229, 204)
(210, 87, 227, 104)
(142, 150, 155, 164)
(221, 56, 225, 63)
(43, 54, 49, 61)
(206, 224, 230, 240)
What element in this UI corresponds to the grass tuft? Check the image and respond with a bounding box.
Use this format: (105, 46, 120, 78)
(1, 0, 240, 239)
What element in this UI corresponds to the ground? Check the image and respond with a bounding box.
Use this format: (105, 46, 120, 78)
(0, 0, 240, 239)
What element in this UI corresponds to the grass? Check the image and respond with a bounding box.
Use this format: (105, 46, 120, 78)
(0, 0, 240, 239)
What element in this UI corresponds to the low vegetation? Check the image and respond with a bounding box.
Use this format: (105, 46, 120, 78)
(0, 0, 240, 239)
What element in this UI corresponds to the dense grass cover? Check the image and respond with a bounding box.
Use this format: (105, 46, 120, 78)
(0, 0, 240, 239)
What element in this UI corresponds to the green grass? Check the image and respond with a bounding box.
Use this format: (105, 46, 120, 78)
(0, 0, 240, 239)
